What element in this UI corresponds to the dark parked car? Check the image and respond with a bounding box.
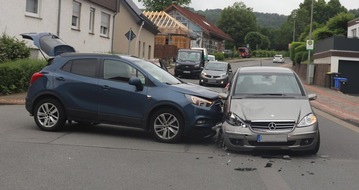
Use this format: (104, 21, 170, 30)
(22, 33, 224, 143)
(218, 66, 320, 154)
(199, 61, 233, 87)
(174, 49, 206, 78)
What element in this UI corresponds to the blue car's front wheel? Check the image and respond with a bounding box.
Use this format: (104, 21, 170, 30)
(150, 108, 184, 143)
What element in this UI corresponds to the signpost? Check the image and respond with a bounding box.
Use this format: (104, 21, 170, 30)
(125, 29, 136, 55)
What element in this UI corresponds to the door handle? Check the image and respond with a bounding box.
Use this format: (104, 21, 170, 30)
(102, 85, 111, 90)
(55, 77, 65, 81)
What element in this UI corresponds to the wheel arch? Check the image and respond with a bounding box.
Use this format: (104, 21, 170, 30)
(31, 93, 66, 117)
(145, 103, 186, 131)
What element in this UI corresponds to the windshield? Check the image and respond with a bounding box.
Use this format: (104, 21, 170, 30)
(177, 51, 202, 62)
(133, 60, 182, 85)
(233, 73, 303, 96)
(204, 62, 227, 71)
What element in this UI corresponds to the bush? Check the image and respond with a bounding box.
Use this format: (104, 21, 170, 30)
(289, 42, 305, 63)
(0, 59, 46, 95)
(214, 52, 225, 61)
(294, 52, 304, 65)
(0, 33, 30, 63)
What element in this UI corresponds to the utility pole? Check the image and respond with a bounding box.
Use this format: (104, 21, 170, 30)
(306, 0, 315, 84)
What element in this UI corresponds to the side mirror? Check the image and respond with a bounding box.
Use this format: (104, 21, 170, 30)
(308, 94, 317, 101)
(128, 77, 144, 91)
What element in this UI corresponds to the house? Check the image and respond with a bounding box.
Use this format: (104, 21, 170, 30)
(312, 17, 359, 94)
(143, 11, 197, 60)
(164, 4, 232, 54)
(0, 0, 158, 59)
(112, 0, 159, 59)
(347, 17, 359, 38)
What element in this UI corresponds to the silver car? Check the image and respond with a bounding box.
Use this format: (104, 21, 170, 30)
(218, 67, 320, 154)
(199, 61, 233, 87)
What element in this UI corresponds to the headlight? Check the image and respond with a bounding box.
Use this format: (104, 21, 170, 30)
(201, 72, 206, 76)
(225, 112, 247, 128)
(194, 64, 200, 68)
(297, 113, 317, 127)
(220, 73, 228, 78)
(185, 95, 213, 107)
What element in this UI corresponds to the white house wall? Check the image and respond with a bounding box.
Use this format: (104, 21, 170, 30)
(347, 23, 359, 38)
(113, 1, 155, 59)
(0, 0, 114, 53)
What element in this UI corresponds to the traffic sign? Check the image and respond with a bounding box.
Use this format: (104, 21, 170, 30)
(125, 29, 136, 41)
(306, 40, 314, 50)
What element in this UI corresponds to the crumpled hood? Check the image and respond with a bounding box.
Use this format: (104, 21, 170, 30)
(229, 98, 313, 122)
(169, 83, 220, 99)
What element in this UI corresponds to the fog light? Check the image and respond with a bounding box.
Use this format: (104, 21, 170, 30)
(196, 119, 207, 125)
(300, 138, 313, 145)
(220, 81, 224, 84)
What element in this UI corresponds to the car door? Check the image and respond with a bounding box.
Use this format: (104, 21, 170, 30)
(98, 59, 149, 127)
(58, 58, 100, 121)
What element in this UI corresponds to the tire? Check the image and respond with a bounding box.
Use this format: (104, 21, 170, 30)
(33, 98, 66, 131)
(150, 108, 184, 143)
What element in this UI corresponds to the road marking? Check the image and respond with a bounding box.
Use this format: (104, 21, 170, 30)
(314, 108, 359, 133)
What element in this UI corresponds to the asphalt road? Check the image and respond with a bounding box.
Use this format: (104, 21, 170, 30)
(1, 60, 358, 190)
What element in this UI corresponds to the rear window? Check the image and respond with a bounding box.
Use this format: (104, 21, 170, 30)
(62, 59, 98, 77)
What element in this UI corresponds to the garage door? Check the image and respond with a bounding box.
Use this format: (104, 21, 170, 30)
(338, 60, 359, 95)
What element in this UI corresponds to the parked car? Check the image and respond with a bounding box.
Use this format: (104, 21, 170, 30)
(238, 47, 251, 58)
(273, 54, 285, 63)
(199, 61, 233, 87)
(218, 66, 320, 154)
(22, 33, 224, 143)
(208, 55, 216, 61)
(174, 49, 206, 78)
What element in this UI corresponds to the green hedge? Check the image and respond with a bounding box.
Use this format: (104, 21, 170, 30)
(0, 33, 30, 63)
(0, 59, 46, 95)
(252, 50, 288, 58)
(214, 52, 225, 61)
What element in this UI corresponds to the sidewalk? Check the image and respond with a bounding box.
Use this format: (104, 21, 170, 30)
(1, 61, 358, 126)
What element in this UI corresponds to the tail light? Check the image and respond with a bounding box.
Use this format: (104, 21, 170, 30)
(30, 72, 44, 85)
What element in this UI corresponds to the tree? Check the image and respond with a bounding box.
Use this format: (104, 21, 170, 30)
(326, 12, 355, 36)
(244, 32, 262, 50)
(217, 2, 257, 48)
(138, 0, 191, 11)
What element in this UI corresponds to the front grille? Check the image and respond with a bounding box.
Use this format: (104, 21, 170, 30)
(177, 64, 195, 70)
(204, 75, 220, 78)
(248, 141, 296, 146)
(250, 121, 295, 132)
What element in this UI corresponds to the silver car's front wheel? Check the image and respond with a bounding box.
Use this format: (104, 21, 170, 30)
(34, 98, 66, 131)
(150, 108, 184, 143)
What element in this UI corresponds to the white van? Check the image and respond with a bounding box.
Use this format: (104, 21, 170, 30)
(191, 47, 208, 61)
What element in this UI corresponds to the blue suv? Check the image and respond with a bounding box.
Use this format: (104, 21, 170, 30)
(23, 33, 224, 143)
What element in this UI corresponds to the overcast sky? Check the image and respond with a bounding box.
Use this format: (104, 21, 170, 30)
(133, 0, 359, 16)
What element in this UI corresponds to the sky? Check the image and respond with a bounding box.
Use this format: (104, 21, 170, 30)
(133, 0, 359, 16)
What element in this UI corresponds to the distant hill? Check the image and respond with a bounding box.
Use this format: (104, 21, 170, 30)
(191, 8, 287, 29)
(254, 12, 287, 28)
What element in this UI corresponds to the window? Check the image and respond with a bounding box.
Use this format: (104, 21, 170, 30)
(62, 59, 98, 78)
(26, 0, 40, 16)
(72, 1, 81, 29)
(89, 8, 95, 34)
(148, 45, 151, 59)
(142, 42, 145, 58)
(104, 60, 145, 84)
(352, 28, 357, 38)
(100, 12, 110, 37)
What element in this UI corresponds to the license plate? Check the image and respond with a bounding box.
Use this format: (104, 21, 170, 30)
(208, 79, 216, 83)
(183, 71, 191, 74)
(257, 134, 287, 142)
